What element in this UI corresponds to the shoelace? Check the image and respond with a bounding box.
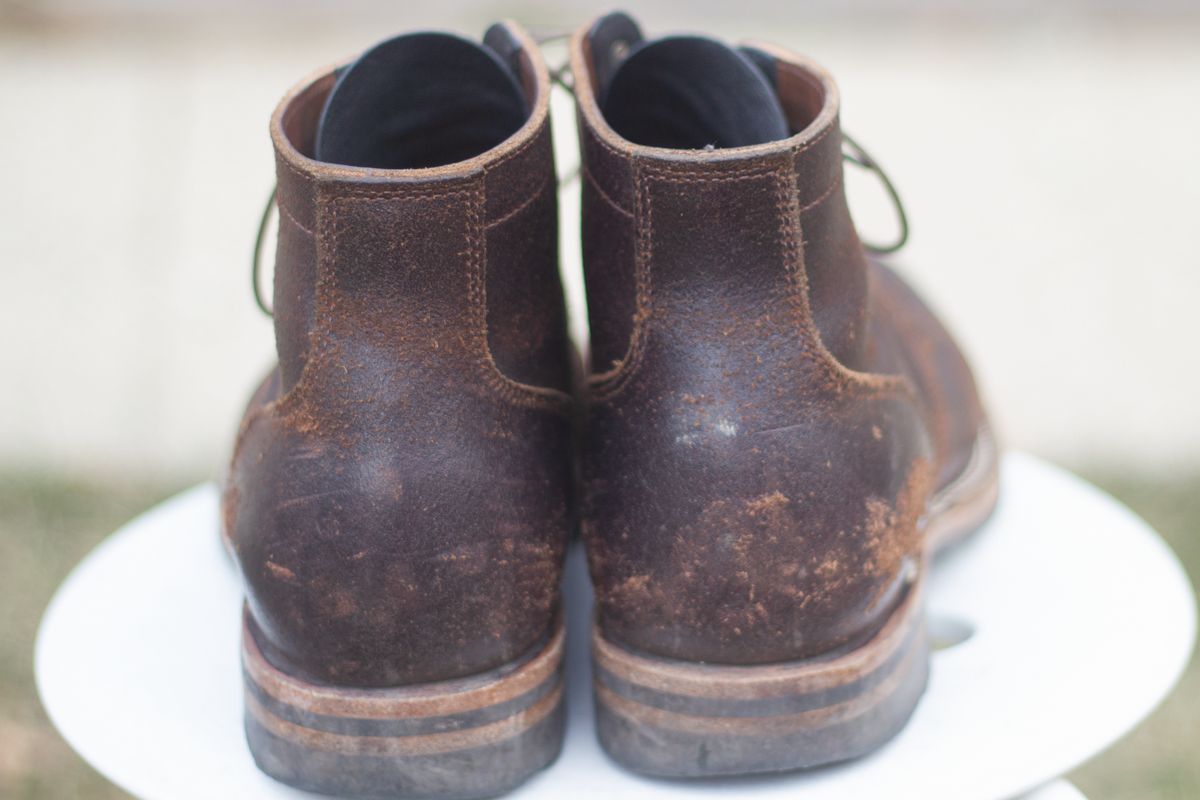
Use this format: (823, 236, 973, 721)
(251, 38, 908, 318)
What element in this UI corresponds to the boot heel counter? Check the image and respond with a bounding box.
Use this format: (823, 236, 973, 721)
(226, 400, 569, 688)
(584, 383, 932, 665)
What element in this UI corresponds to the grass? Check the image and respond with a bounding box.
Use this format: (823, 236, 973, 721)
(1068, 471, 1200, 800)
(0, 466, 1194, 798)
(0, 472, 186, 800)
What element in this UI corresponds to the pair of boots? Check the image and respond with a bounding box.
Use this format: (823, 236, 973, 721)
(223, 11, 999, 799)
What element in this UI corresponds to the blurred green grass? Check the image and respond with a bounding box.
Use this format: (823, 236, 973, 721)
(1069, 471, 1200, 800)
(0, 472, 187, 800)
(0, 466, 1195, 798)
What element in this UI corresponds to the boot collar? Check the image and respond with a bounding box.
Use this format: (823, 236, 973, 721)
(569, 16, 842, 171)
(268, 20, 552, 229)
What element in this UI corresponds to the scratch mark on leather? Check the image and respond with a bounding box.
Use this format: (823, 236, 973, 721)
(276, 489, 348, 510)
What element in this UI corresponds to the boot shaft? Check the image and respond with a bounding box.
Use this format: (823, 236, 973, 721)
(269, 25, 570, 398)
(574, 25, 872, 379)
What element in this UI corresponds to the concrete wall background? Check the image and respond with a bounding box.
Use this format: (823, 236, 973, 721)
(1, 3, 1198, 480)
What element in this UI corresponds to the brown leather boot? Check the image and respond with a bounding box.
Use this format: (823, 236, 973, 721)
(571, 12, 999, 777)
(222, 23, 572, 799)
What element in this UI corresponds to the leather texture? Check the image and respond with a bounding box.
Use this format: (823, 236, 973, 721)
(571, 21, 989, 665)
(223, 22, 574, 688)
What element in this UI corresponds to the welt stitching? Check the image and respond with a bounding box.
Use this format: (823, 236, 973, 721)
(582, 166, 634, 218)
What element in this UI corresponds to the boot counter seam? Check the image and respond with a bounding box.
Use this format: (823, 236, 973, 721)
(270, 182, 571, 424)
(587, 159, 918, 410)
(464, 179, 574, 416)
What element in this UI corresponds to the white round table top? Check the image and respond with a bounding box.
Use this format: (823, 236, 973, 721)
(36, 453, 1194, 799)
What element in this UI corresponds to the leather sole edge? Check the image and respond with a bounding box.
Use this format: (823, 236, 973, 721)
(925, 424, 1001, 555)
(242, 613, 566, 799)
(591, 580, 928, 777)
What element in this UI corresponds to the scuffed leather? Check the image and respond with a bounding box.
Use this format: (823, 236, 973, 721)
(572, 27, 988, 665)
(223, 23, 574, 688)
(865, 260, 987, 490)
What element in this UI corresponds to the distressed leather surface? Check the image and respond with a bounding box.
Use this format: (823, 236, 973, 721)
(865, 259, 987, 491)
(572, 25, 989, 665)
(223, 23, 574, 688)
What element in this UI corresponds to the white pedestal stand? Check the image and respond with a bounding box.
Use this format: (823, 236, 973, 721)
(36, 453, 1195, 799)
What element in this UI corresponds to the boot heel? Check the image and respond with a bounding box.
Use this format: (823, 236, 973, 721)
(242, 611, 565, 799)
(592, 584, 928, 777)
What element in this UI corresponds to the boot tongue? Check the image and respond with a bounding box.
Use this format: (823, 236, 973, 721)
(315, 30, 527, 169)
(591, 15, 789, 150)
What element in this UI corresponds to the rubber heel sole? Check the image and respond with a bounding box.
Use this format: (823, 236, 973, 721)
(242, 613, 565, 799)
(592, 583, 928, 778)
